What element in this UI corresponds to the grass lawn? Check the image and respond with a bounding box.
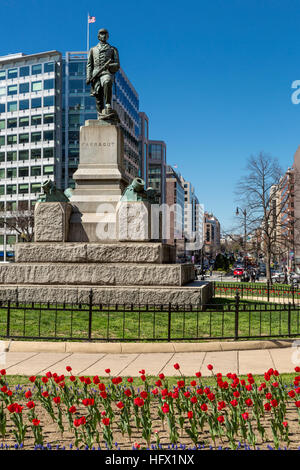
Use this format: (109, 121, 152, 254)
(215, 281, 300, 302)
(0, 298, 299, 342)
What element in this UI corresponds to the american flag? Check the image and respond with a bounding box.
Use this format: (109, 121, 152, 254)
(88, 16, 96, 23)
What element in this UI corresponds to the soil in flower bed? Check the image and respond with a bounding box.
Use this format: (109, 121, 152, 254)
(1, 367, 300, 450)
(1, 400, 300, 450)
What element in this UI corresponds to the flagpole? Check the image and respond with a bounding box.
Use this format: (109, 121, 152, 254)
(87, 13, 89, 51)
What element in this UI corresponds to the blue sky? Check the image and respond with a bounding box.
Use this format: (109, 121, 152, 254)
(1, 0, 300, 232)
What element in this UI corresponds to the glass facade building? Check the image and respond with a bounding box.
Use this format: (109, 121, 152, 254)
(0, 51, 62, 261)
(148, 140, 166, 204)
(62, 52, 140, 188)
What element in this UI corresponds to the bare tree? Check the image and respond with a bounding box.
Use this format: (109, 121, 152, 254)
(235, 152, 290, 283)
(2, 210, 34, 242)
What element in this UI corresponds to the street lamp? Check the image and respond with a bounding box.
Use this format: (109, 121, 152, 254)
(236, 207, 247, 257)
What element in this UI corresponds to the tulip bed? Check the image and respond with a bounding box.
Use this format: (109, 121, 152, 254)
(0, 365, 300, 450)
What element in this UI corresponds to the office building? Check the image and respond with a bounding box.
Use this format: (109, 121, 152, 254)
(203, 212, 221, 258)
(148, 140, 167, 204)
(165, 165, 185, 259)
(0, 50, 62, 261)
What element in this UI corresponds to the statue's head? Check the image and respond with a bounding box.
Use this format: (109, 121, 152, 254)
(98, 28, 109, 43)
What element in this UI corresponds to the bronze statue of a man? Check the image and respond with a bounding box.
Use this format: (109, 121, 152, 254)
(86, 28, 120, 121)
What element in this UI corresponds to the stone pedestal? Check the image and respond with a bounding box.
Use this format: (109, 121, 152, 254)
(34, 202, 72, 242)
(68, 120, 128, 242)
(116, 201, 152, 241)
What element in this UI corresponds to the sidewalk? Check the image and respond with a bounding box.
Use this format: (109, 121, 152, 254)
(1, 344, 299, 377)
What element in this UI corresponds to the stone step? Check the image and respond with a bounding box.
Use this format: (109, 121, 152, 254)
(15, 242, 176, 264)
(0, 262, 195, 287)
(0, 281, 212, 306)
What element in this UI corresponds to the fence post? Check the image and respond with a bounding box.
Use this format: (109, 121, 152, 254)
(291, 283, 295, 308)
(234, 292, 240, 340)
(88, 289, 93, 341)
(288, 302, 291, 337)
(267, 280, 270, 302)
(167, 303, 172, 342)
(6, 300, 10, 338)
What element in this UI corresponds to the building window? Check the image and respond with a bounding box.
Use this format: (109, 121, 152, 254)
(31, 183, 41, 194)
(44, 62, 54, 73)
(31, 97, 41, 109)
(43, 148, 54, 158)
(19, 99, 29, 111)
(69, 62, 85, 76)
(19, 66, 30, 77)
(31, 115, 41, 126)
(19, 82, 29, 94)
(18, 150, 29, 161)
(0, 136, 5, 147)
(19, 167, 29, 177)
(7, 151, 17, 161)
(0, 104, 5, 113)
(32, 64, 42, 75)
(19, 133, 29, 144)
(6, 201, 17, 211)
(19, 200, 28, 211)
(43, 95, 54, 107)
(0, 152, 4, 162)
(0, 71, 5, 80)
(0, 185, 4, 195)
(7, 168, 17, 178)
(0, 87, 6, 96)
(44, 79, 54, 90)
(31, 148, 41, 159)
(7, 85, 18, 96)
(31, 132, 41, 142)
(7, 135, 17, 145)
(7, 185, 17, 195)
(7, 101, 17, 112)
(0, 119, 5, 130)
(18, 184, 29, 194)
(44, 113, 54, 124)
(44, 130, 54, 141)
(31, 81, 42, 92)
(7, 68, 18, 79)
(19, 116, 29, 127)
(0, 169, 4, 178)
(69, 96, 84, 110)
(31, 166, 41, 176)
(69, 79, 84, 93)
(43, 165, 54, 175)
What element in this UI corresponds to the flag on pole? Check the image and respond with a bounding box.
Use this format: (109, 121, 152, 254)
(88, 16, 96, 23)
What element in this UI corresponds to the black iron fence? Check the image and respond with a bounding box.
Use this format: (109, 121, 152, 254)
(214, 281, 299, 304)
(0, 290, 300, 342)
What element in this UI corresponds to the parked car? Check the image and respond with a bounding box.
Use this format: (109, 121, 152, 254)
(271, 271, 285, 283)
(233, 268, 244, 278)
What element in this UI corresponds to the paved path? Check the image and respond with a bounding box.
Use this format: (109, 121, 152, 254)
(1, 347, 299, 377)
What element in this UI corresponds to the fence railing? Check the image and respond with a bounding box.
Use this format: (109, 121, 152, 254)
(0, 290, 300, 342)
(214, 281, 299, 304)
